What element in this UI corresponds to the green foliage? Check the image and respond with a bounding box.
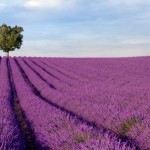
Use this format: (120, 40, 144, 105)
(0, 24, 23, 53)
(119, 117, 139, 136)
(74, 133, 90, 143)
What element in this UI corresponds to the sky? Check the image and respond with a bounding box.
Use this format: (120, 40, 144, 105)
(0, 0, 150, 57)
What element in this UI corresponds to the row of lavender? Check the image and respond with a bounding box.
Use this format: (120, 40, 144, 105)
(18, 57, 150, 149)
(9, 57, 137, 149)
(0, 58, 25, 149)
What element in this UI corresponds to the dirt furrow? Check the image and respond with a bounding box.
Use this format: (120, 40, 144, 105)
(23, 58, 56, 90)
(29, 58, 72, 86)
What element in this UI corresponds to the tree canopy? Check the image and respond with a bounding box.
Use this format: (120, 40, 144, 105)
(0, 24, 24, 56)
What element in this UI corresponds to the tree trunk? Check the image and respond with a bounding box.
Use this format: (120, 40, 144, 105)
(6, 51, 9, 57)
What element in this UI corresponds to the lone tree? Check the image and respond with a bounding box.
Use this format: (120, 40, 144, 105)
(0, 24, 24, 57)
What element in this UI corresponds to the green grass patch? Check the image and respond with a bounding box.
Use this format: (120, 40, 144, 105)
(119, 117, 139, 136)
(74, 133, 91, 144)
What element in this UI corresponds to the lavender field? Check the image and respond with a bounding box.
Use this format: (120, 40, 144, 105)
(0, 56, 150, 150)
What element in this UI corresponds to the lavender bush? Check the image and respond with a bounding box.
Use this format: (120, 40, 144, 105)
(1, 56, 149, 149)
(0, 57, 25, 149)
(9, 57, 136, 150)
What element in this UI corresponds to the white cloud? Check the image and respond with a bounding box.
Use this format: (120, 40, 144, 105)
(0, 3, 8, 9)
(120, 39, 150, 45)
(25, 1, 39, 7)
(1, 39, 148, 57)
(104, 0, 150, 7)
(24, 0, 75, 9)
(0, 0, 23, 6)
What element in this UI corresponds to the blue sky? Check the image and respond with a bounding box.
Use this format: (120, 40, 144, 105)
(0, 0, 150, 57)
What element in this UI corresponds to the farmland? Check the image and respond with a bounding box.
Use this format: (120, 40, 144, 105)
(0, 56, 150, 150)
